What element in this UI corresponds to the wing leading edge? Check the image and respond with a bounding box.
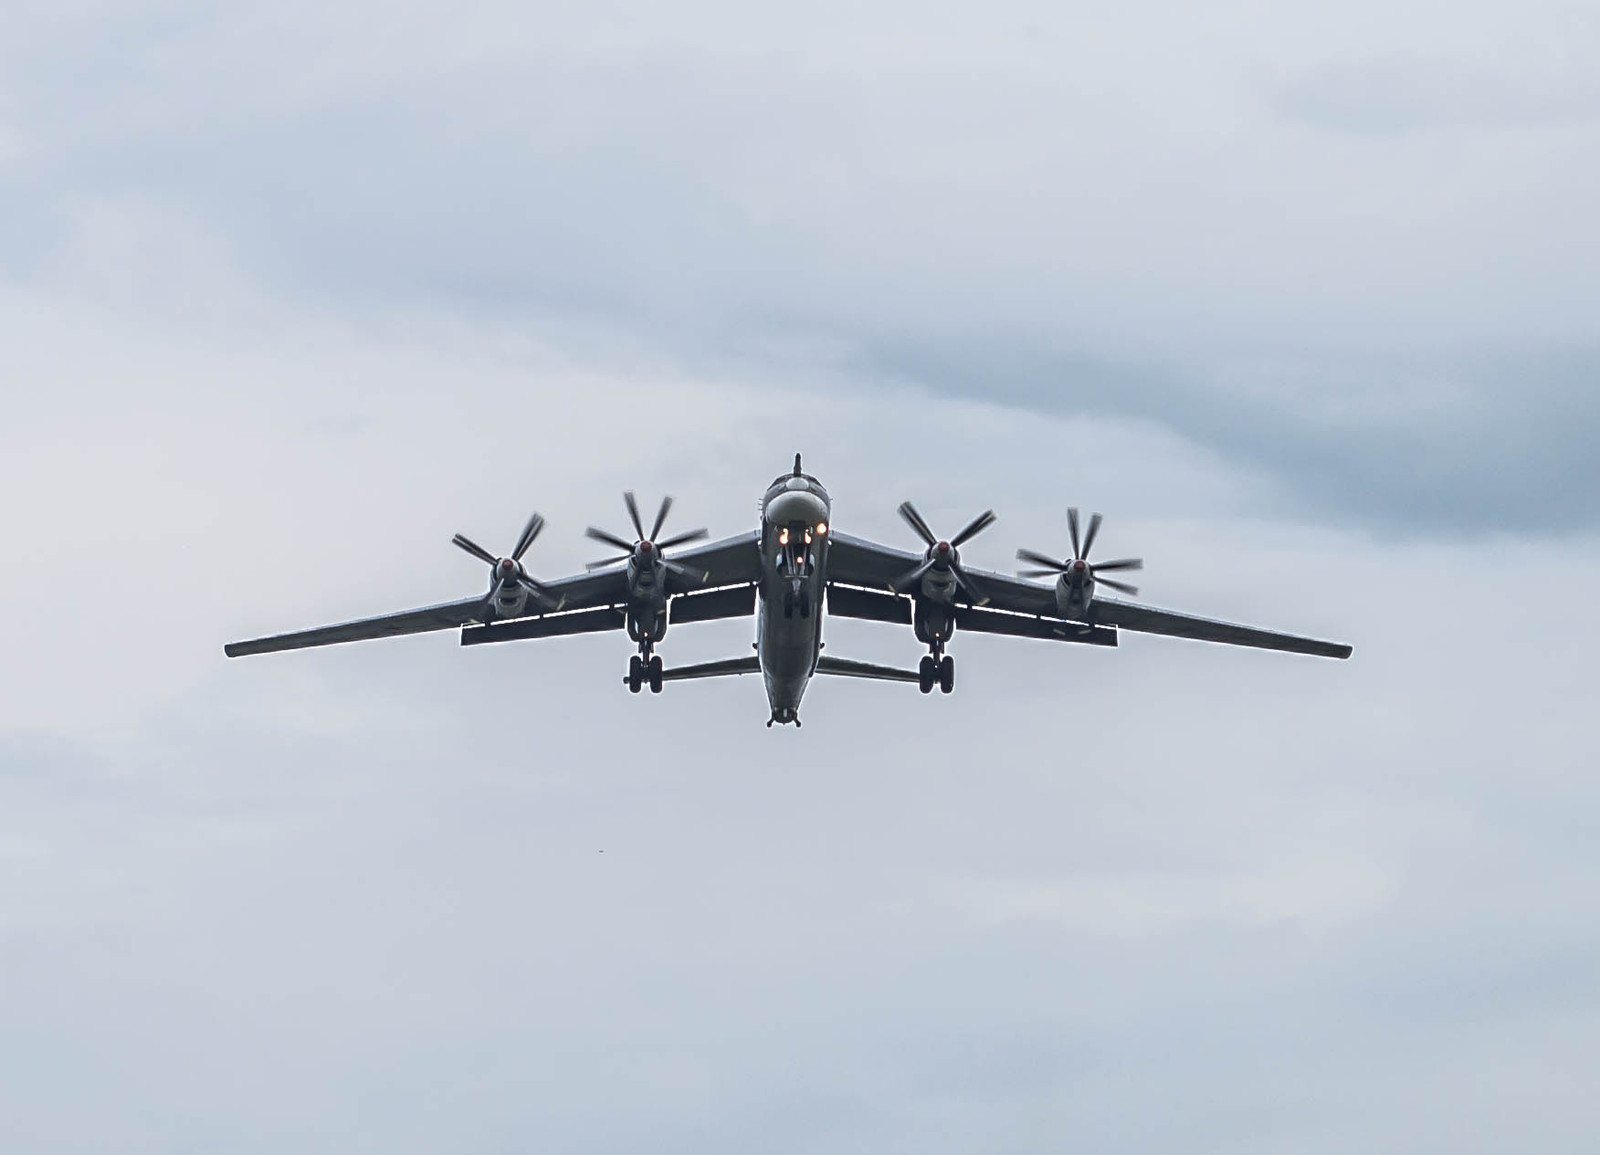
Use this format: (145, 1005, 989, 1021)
(826, 528, 1350, 659)
(1088, 597, 1351, 659)
(223, 596, 490, 658)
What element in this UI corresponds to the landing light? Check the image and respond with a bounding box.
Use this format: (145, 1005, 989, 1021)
(779, 528, 789, 545)
(816, 522, 827, 535)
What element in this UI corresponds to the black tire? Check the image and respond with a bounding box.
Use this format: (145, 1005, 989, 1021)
(918, 654, 936, 695)
(628, 655, 643, 694)
(783, 589, 795, 618)
(938, 655, 955, 694)
(648, 655, 663, 693)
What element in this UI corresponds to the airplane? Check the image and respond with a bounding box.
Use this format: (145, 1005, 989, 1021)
(225, 455, 1352, 726)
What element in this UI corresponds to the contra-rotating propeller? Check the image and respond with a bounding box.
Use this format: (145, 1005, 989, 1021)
(893, 501, 997, 604)
(584, 491, 709, 580)
(1016, 507, 1143, 596)
(452, 511, 560, 607)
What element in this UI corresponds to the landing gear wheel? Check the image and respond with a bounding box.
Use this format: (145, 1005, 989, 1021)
(799, 590, 811, 618)
(918, 654, 936, 695)
(648, 655, 663, 693)
(627, 654, 643, 694)
(938, 655, 955, 694)
(783, 589, 795, 618)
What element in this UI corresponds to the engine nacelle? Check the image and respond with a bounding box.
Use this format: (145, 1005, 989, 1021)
(1054, 575, 1094, 620)
(627, 606, 667, 645)
(492, 582, 531, 620)
(913, 599, 956, 646)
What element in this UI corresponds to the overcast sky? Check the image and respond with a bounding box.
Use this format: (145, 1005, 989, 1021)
(3, 3, 1598, 1152)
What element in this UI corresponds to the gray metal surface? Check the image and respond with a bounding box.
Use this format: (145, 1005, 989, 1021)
(224, 596, 489, 657)
(460, 606, 627, 646)
(659, 656, 762, 681)
(1089, 597, 1352, 659)
(814, 656, 922, 683)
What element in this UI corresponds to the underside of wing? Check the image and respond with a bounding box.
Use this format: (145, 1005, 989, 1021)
(826, 531, 1056, 615)
(224, 596, 490, 657)
(663, 531, 762, 594)
(825, 530, 924, 591)
(1090, 597, 1352, 659)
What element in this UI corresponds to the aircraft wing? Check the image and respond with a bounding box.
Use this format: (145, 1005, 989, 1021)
(224, 595, 494, 657)
(1088, 597, 1352, 659)
(826, 530, 1349, 658)
(225, 534, 762, 658)
(224, 567, 636, 657)
(661, 530, 762, 593)
(826, 530, 1057, 615)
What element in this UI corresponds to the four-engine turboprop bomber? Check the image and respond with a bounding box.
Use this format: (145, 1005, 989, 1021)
(225, 455, 1353, 726)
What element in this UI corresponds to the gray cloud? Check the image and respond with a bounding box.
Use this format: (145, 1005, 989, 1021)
(5, 5, 1600, 1151)
(1273, 56, 1600, 134)
(5, 4, 1596, 534)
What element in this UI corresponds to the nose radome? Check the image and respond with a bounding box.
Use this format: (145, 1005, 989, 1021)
(764, 489, 828, 526)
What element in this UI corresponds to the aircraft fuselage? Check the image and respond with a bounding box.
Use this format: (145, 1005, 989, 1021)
(755, 468, 833, 725)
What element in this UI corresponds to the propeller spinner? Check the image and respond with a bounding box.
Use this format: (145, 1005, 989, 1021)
(452, 510, 560, 609)
(893, 501, 996, 605)
(584, 491, 709, 581)
(1016, 507, 1143, 596)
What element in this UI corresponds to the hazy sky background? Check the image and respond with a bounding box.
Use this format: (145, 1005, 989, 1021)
(2, 2, 1598, 1151)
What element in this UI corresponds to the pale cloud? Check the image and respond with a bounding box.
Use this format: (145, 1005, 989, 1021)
(3, 4, 1599, 1152)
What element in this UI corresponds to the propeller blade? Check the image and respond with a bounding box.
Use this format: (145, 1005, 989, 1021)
(512, 512, 545, 561)
(661, 559, 709, 583)
(1095, 576, 1140, 596)
(1092, 557, 1143, 573)
(1016, 548, 1068, 572)
(950, 509, 996, 548)
(585, 553, 632, 572)
(520, 573, 555, 598)
(656, 527, 709, 551)
(585, 526, 635, 553)
(524, 579, 566, 611)
(892, 556, 937, 592)
(952, 563, 989, 606)
(1067, 507, 1082, 559)
(897, 501, 937, 547)
(650, 495, 673, 541)
(623, 491, 645, 541)
(452, 533, 498, 567)
(1081, 511, 1103, 559)
(1018, 568, 1064, 579)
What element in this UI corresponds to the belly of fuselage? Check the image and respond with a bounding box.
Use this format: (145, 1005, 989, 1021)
(757, 568, 826, 711)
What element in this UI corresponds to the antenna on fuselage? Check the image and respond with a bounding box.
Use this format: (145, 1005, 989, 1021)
(793, 453, 803, 477)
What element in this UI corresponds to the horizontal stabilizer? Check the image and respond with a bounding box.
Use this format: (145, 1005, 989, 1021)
(660, 656, 762, 681)
(814, 656, 922, 683)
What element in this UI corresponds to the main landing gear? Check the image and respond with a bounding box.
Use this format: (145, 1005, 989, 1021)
(918, 644, 955, 695)
(626, 645, 664, 694)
